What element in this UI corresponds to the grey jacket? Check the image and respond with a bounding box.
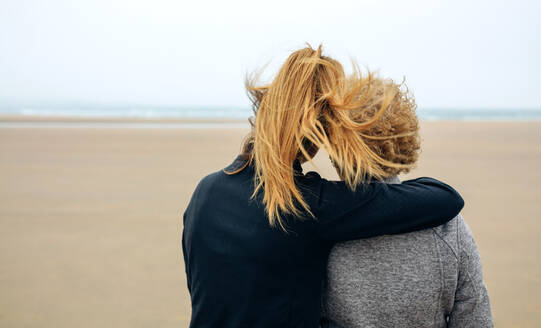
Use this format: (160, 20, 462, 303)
(321, 177, 493, 328)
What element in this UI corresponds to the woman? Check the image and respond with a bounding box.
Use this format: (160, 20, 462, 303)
(181, 44, 464, 327)
(321, 79, 493, 327)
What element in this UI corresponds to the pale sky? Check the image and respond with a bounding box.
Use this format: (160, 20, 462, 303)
(0, 0, 539, 109)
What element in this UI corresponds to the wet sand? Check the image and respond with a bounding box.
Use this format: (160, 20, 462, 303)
(0, 118, 540, 327)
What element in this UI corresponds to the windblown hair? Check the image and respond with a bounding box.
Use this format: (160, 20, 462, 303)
(343, 79, 421, 177)
(241, 43, 418, 230)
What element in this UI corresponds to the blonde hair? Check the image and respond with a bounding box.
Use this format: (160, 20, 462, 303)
(241, 43, 417, 230)
(342, 79, 421, 178)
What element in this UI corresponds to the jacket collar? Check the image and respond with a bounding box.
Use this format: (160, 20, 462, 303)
(222, 153, 252, 175)
(383, 175, 401, 184)
(223, 154, 303, 175)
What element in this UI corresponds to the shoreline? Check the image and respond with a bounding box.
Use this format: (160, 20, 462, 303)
(1, 114, 541, 128)
(0, 115, 251, 129)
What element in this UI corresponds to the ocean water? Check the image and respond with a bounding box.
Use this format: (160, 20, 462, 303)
(416, 108, 541, 121)
(1, 106, 541, 125)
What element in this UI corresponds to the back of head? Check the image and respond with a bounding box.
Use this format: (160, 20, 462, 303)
(345, 78, 421, 178)
(243, 43, 416, 230)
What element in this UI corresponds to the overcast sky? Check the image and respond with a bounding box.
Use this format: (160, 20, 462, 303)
(0, 0, 539, 109)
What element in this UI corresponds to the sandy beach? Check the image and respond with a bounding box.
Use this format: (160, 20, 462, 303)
(0, 118, 540, 327)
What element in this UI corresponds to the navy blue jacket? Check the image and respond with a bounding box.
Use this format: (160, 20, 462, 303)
(182, 154, 464, 328)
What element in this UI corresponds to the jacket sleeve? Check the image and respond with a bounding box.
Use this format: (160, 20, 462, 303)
(313, 176, 464, 243)
(447, 217, 494, 327)
(181, 212, 192, 294)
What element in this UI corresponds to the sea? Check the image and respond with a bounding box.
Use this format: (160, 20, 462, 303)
(1, 106, 540, 129)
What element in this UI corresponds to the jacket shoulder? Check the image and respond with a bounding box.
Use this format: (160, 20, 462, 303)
(432, 214, 464, 259)
(188, 170, 223, 204)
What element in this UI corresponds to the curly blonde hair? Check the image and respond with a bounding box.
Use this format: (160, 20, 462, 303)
(345, 78, 421, 178)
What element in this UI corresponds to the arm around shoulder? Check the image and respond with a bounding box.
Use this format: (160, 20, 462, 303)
(315, 176, 465, 243)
